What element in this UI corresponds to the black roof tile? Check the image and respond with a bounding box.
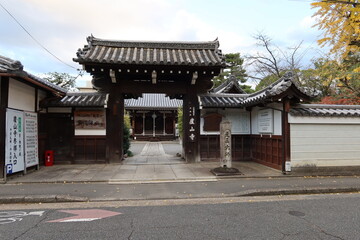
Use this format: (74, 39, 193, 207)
(0, 55, 67, 94)
(74, 35, 226, 67)
(290, 104, 360, 117)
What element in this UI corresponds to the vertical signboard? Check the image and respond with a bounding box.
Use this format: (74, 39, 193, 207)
(5, 109, 25, 174)
(188, 105, 196, 142)
(24, 111, 38, 168)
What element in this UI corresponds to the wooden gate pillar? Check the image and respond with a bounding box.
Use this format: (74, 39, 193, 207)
(106, 90, 124, 163)
(183, 94, 200, 163)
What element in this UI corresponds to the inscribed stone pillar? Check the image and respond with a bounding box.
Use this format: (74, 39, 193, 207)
(220, 119, 232, 168)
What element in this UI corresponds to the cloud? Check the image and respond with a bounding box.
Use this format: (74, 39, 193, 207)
(0, 0, 323, 85)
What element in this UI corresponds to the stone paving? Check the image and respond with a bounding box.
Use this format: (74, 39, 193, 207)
(6, 142, 282, 184)
(123, 142, 184, 165)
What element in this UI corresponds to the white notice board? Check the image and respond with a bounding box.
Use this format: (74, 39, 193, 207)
(5, 109, 25, 174)
(24, 111, 39, 168)
(258, 109, 274, 134)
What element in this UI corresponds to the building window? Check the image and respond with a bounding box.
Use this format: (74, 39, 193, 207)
(203, 113, 222, 132)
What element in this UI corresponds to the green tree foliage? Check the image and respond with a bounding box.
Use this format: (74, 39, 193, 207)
(123, 113, 131, 155)
(301, 54, 360, 99)
(44, 72, 77, 90)
(212, 53, 252, 92)
(255, 72, 287, 91)
(299, 58, 337, 97)
(177, 107, 183, 138)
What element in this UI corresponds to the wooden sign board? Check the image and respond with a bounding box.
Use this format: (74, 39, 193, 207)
(74, 110, 106, 129)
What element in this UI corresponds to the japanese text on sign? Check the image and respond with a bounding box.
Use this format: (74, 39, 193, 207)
(188, 105, 196, 142)
(24, 112, 39, 168)
(5, 109, 25, 174)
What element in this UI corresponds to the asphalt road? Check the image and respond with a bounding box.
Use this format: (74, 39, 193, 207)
(1, 193, 359, 239)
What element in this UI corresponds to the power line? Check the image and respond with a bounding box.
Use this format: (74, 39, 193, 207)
(0, 1, 80, 71)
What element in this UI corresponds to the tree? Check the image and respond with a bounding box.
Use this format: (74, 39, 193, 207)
(311, 1, 360, 101)
(212, 53, 252, 92)
(299, 54, 360, 103)
(255, 71, 287, 91)
(247, 33, 304, 90)
(43, 72, 77, 90)
(311, 0, 360, 58)
(318, 90, 360, 104)
(299, 57, 338, 97)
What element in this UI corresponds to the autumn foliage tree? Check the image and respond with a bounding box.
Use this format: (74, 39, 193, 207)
(311, 0, 360, 58)
(311, 0, 360, 102)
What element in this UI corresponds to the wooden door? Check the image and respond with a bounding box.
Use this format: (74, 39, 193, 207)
(46, 113, 74, 163)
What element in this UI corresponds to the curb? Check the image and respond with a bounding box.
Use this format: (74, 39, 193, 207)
(0, 195, 89, 204)
(229, 187, 360, 197)
(5, 173, 360, 185)
(0, 188, 359, 204)
(81, 187, 360, 202)
(108, 178, 218, 184)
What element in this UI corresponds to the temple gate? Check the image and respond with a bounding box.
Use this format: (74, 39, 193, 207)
(74, 36, 226, 163)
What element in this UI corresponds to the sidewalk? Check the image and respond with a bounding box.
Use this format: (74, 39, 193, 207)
(4, 161, 282, 184)
(4, 141, 282, 184)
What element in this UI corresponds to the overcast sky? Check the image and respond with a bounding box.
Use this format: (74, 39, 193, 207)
(0, 0, 322, 87)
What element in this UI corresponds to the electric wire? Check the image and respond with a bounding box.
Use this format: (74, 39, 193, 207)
(0, 1, 81, 72)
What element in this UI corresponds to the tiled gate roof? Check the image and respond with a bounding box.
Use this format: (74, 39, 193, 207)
(41, 92, 182, 110)
(74, 35, 226, 67)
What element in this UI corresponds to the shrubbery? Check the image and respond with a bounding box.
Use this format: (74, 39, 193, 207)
(123, 113, 131, 155)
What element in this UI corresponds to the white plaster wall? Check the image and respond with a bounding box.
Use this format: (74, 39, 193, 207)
(75, 129, 106, 136)
(291, 123, 360, 168)
(251, 106, 282, 135)
(37, 89, 47, 111)
(8, 78, 35, 111)
(289, 115, 360, 124)
(200, 108, 250, 135)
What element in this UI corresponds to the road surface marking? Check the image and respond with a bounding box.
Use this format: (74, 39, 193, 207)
(48, 209, 121, 223)
(0, 211, 44, 225)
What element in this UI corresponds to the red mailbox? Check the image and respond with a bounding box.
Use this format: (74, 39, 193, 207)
(45, 150, 54, 166)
